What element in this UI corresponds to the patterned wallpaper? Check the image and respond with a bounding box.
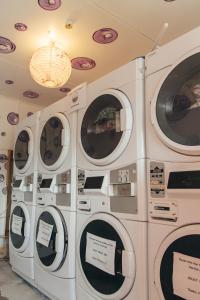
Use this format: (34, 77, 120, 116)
(0, 94, 44, 150)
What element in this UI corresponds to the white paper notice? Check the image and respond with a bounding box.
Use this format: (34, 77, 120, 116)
(12, 214, 23, 236)
(173, 252, 200, 299)
(85, 232, 116, 275)
(36, 220, 53, 247)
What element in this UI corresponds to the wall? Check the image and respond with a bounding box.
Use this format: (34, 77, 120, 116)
(0, 150, 12, 257)
(0, 94, 44, 150)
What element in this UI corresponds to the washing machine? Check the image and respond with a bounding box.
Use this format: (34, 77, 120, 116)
(34, 83, 86, 300)
(76, 58, 148, 300)
(77, 58, 145, 170)
(148, 161, 200, 300)
(145, 26, 200, 299)
(145, 26, 200, 162)
(9, 111, 40, 285)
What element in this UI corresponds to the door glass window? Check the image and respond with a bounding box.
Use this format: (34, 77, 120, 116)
(10, 206, 26, 249)
(36, 210, 68, 268)
(80, 219, 125, 295)
(14, 130, 30, 170)
(40, 117, 63, 166)
(159, 233, 200, 299)
(156, 52, 200, 146)
(81, 94, 123, 159)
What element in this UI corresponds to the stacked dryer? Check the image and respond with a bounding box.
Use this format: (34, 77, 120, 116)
(9, 112, 40, 285)
(146, 26, 200, 299)
(34, 84, 86, 300)
(76, 58, 148, 300)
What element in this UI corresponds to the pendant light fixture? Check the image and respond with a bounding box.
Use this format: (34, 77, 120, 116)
(29, 41, 71, 88)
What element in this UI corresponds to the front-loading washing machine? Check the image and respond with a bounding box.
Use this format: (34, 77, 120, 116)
(76, 58, 148, 300)
(148, 161, 200, 300)
(76, 164, 147, 300)
(145, 26, 200, 162)
(35, 190, 76, 300)
(9, 111, 40, 285)
(145, 26, 200, 299)
(77, 58, 145, 170)
(34, 83, 86, 300)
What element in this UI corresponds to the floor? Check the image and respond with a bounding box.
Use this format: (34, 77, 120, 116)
(0, 260, 48, 300)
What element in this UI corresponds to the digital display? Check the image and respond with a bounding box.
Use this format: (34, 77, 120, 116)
(84, 176, 104, 189)
(154, 206, 170, 211)
(168, 171, 200, 189)
(13, 180, 22, 188)
(40, 179, 52, 188)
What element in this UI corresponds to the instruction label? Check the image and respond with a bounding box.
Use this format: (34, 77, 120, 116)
(12, 215, 23, 236)
(173, 252, 200, 299)
(85, 232, 116, 275)
(36, 220, 53, 247)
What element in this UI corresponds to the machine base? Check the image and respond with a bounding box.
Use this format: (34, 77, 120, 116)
(35, 263, 76, 300)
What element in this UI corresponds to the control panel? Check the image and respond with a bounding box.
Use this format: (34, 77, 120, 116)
(22, 174, 33, 192)
(12, 174, 33, 192)
(12, 175, 33, 202)
(12, 178, 22, 189)
(110, 164, 136, 197)
(149, 200, 177, 221)
(150, 162, 165, 198)
(77, 164, 137, 214)
(37, 171, 71, 206)
(77, 169, 85, 195)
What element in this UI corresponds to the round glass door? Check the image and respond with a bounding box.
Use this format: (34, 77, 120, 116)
(78, 213, 135, 299)
(40, 114, 70, 170)
(14, 129, 32, 172)
(155, 225, 200, 299)
(153, 52, 200, 154)
(10, 203, 30, 252)
(80, 89, 132, 166)
(36, 206, 68, 272)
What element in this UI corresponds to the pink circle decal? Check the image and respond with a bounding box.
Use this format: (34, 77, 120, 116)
(71, 57, 96, 70)
(7, 112, 19, 125)
(38, 0, 61, 10)
(0, 154, 8, 163)
(93, 28, 118, 44)
(2, 187, 7, 195)
(15, 23, 28, 31)
(0, 37, 16, 53)
(23, 90, 39, 98)
(27, 112, 34, 117)
(5, 80, 14, 84)
(59, 87, 71, 93)
(0, 175, 5, 183)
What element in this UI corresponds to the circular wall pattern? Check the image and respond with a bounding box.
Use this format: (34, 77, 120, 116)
(0, 175, 5, 183)
(38, 0, 61, 10)
(0, 154, 7, 163)
(14, 23, 28, 31)
(27, 112, 33, 117)
(23, 90, 39, 98)
(2, 187, 7, 195)
(5, 80, 14, 84)
(93, 28, 118, 44)
(7, 112, 19, 125)
(59, 87, 71, 93)
(71, 57, 96, 70)
(0, 37, 16, 54)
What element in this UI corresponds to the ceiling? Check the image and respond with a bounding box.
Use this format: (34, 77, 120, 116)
(0, 0, 200, 106)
